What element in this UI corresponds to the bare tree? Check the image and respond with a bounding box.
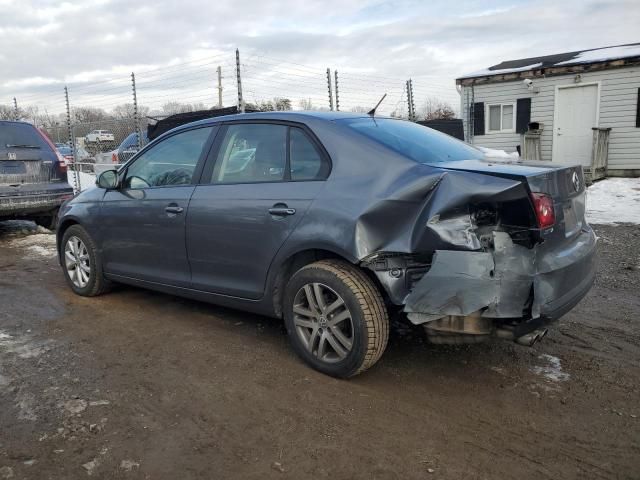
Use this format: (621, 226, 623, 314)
(160, 101, 207, 115)
(113, 103, 150, 120)
(71, 106, 109, 123)
(350, 105, 372, 113)
(416, 96, 456, 121)
(250, 97, 292, 112)
(0, 104, 15, 120)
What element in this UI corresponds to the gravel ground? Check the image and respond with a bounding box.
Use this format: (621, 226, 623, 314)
(0, 220, 639, 479)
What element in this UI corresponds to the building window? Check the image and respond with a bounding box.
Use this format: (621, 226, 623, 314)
(486, 103, 515, 133)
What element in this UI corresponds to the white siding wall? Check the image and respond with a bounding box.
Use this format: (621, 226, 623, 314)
(461, 66, 640, 172)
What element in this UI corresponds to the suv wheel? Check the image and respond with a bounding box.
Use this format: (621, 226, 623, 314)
(33, 208, 59, 231)
(61, 225, 110, 296)
(284, 259, 389, 378)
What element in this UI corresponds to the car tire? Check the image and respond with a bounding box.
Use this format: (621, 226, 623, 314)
(283, 259, 389, 378)
(33, 208, 58, 231)
(60, 224, 110, 297)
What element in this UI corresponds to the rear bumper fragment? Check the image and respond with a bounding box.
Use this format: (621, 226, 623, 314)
(404, 228, 597, 325)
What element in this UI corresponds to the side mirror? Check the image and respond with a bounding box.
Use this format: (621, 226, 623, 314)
(97, 169, 119, 189)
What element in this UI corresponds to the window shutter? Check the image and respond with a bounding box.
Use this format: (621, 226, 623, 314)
(516, 98, 532, 134)
(636, 88, 640, 128)
(473, 102, 485, 136)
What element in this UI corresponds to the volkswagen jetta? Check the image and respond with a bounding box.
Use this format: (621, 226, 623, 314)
(56, 112, 596, 377)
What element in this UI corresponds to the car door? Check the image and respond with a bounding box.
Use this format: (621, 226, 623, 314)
(99, 125, 216, 287)
(186, 122, 331, 299)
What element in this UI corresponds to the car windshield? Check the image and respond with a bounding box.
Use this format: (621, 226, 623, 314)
(57, 146, 72, 155)
(337, 117, 483, 163)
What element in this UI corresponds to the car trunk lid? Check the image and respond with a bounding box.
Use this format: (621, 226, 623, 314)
(0, 122, 58, 192)
(436, 158, 586, 238)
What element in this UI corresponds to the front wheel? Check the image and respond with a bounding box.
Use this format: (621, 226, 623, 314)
(61, 225, 110, 296)
(283, 259, 389, 378)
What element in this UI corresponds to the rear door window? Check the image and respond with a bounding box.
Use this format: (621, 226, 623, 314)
(289, 128, 330, 181)
(211, 124, 287, 183)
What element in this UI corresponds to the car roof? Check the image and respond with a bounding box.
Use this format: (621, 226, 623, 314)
(163, 111, 392, 136)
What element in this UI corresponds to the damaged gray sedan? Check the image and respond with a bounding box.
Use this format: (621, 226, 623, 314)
(56, 112, 596, 378)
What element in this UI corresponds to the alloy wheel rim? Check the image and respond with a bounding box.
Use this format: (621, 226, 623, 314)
(293, 283, 354, 363)
(64, 236, 91, 288)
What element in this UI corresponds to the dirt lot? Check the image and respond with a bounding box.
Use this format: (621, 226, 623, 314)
(0, 221, 638, 479)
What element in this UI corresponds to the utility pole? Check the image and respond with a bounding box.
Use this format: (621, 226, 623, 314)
(64, 86, 80, 194)
(334, 70, 340, 112)
(131, 72, 141, 150)
(216, 66, 223, 108)
(13, 97, 19, 120)
(236, 49, 244, 113)
(326, 68, 334, 111)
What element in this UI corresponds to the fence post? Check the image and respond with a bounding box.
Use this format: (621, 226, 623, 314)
(131, 72, 141, 150)
(334, 70, 340, 111)
(406, 80, 412, 120)
(64, 86, 80, 194)
(13, 97, 19, 120)
(236, 49, 244, 113)
(409, 79, 416, 121)
(326, 68, 334, 111)
(216, 66, 223, 108)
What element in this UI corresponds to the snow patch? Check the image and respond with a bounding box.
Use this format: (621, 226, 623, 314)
(69, 171, 97, 192)
(532, 354, 569, 382)
(462, 62, 543, 78)
(586, 178, 640, 225)
(7, 233, 57, 257)
(556, 45, 640, 65)
(477, 146, 521, 161)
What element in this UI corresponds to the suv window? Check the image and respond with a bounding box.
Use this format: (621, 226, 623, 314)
(123, 127, 212, 189)
(0, 123, 48, 149)
(289, 127, 328, 181)
(212, 124, 287, 183)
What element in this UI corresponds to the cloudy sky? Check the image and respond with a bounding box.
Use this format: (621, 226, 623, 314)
(1, 0, 639, 115)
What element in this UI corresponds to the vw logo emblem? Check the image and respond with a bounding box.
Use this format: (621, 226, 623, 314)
(571, 172, 580, 192)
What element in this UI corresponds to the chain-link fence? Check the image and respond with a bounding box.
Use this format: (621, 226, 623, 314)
(1, 49, 460, 192)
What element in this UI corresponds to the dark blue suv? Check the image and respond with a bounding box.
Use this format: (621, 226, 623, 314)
(0, 121, 74, 229)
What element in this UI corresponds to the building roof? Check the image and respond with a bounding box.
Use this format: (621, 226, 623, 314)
(457, 43, 640, 84)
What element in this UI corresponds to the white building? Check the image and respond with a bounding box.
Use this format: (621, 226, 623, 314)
(457, 43, 640, 177)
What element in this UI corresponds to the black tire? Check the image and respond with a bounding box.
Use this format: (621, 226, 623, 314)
(60, 224, 110, 297)
(33, 208, 58, 231)
(283, 259, 389, 378)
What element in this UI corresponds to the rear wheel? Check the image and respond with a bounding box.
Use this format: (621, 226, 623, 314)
(283, 259, 389, 378)
(61, 225, 110, 296)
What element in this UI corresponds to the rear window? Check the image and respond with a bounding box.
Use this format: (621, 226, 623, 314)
(0, 122, 48, 150)
(337, 117, 483, 163)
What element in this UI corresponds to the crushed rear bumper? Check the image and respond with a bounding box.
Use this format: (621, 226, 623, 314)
(404, 227, 597, 325)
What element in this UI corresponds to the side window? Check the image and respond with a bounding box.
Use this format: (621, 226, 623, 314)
(289, 128, 329, 181)
(124, 127, 212, 189)
(212, 124, 287, 183)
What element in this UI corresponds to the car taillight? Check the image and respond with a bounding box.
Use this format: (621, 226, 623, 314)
(112, 152, 118, 163)
(531, 193, 555, 229)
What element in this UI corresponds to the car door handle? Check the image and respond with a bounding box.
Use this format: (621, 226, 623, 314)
(268, 206, 296, 216)
(165, 205, 184, 214)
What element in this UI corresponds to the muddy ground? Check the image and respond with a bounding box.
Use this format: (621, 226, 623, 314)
(0, 221, 638, 480)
